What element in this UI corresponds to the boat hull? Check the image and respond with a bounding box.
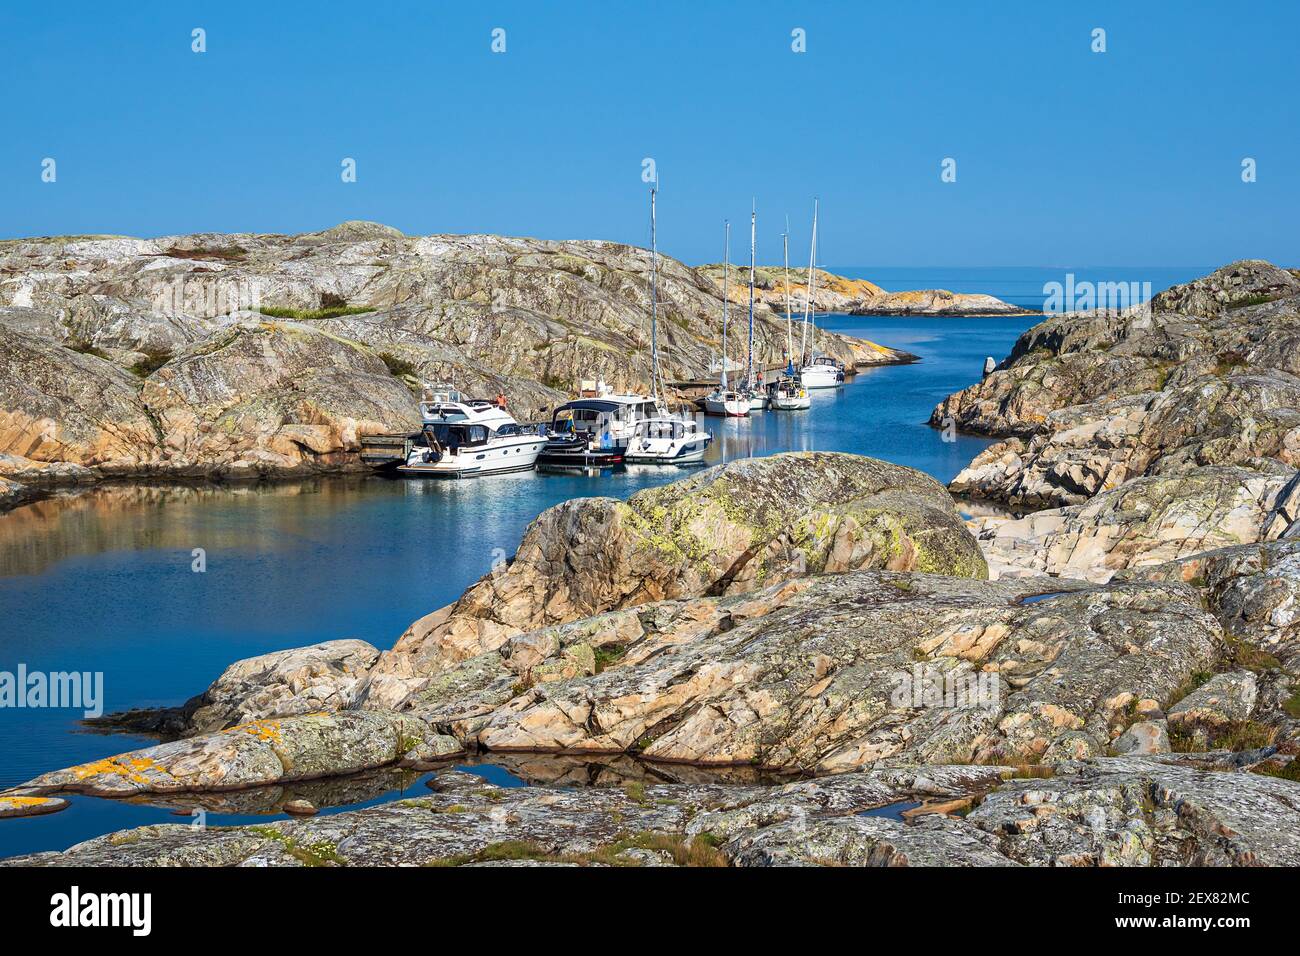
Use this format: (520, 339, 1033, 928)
(624, 437, 711, 465)
(703, 398, 749, 417)
(770, 395, 812, 410)
(397, 436, 545, 479)
(799, 366, 842, 389)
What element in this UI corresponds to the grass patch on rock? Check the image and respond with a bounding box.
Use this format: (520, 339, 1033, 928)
(257, 304, 375, 321)
(129, 347, 173, 377)
(424, 832, 728, 868)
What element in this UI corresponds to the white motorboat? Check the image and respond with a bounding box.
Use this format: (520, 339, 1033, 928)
(799, 357, 843, 389)
(536, 392, 661, 468)
(624, 417, 712, 464)
(703, 388, 750, 417)
(768, 377, 811, 410)
(398, 385, 546, 478)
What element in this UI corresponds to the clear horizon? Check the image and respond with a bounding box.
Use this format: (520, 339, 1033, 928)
(2, 0, 1296, 266)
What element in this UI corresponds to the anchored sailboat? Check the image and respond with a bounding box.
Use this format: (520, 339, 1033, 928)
(769, 217, 811, 410)
(741, 202, 767, 411)
(704, 220, 749, 417)
(799, 198, 843, 389)
(626, 184, 713, 464)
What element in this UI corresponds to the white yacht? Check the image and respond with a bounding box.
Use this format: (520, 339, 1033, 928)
(537, 390, 661, 469)
(624, 416, 712, 464)
(398, 385, 546, 478)
(768, 376, 811, 410)
(799, 356, 844, 389)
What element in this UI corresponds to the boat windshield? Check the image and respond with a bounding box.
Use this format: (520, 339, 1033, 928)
(636, 420, 683, 440)
(425, 423, 489, 448)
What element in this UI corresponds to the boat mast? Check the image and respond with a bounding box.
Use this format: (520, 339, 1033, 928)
(720, 220, 730, 390)
(783, 218, 792, 369)
(746, 201, 756, 390)
(649, 183, 661, 405)
(802, 197, 818, 363)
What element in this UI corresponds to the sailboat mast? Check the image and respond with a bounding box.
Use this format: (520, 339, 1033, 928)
(802, 198, 819, 361)
(783, 220, 792, 364)
(721, 221, 730, 389)
(746, 202, 756, 389)
(649, 184, 660, 405)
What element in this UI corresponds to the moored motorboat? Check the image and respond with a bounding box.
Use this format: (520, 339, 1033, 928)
(799, 356, 843, 389)
(624, 416, 712, 464)
(397, 385, 546, 478)
(768, 376, 811, 410)
(536, 392, 660, 469)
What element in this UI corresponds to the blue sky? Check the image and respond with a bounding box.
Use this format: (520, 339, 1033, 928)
(1, 0, 1296, 266)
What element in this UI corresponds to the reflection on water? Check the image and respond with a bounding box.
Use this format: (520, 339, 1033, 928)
(0, 751, 802, 859)
(0, 314, 1037, 857)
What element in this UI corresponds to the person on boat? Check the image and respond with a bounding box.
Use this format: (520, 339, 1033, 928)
(495, 390, 508, 408)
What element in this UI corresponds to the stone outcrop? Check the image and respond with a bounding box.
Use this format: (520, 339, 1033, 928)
(935, 261, 1300, 509)
(360, 452, 987, 708)
(970, 467, 1300, 582)
(8, 753, 1300, 866)
(17, 710, 458, 797)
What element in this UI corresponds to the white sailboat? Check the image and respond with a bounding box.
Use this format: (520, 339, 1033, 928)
(704, 220, 749, 417)
(741, 203, 767, 412)
(770, 220, 811, 410)
(626, 184, 714, 464)
(798, 198, 843, 389)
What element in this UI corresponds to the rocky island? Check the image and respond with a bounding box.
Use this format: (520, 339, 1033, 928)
(0, 221, 921, 506)
(2, 261, 1299, 868)
(696, 264, 1028, 317)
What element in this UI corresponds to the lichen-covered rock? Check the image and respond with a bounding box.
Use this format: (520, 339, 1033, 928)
(419, 571, 1220, 770)
(19, 710, 436, 797)
(1167, 671, 1259, 731)
(1122, 537, 1300, 665)
(971, 467, 1299, 582)
(0, 794, 68, 818)
(1112, 720, 1170, 756)
(98, 639, 383, 738)
(966, 755, 1300, 866)
(0, 324, 161, 473)
(8, 755, 1298, 868)
(360, 452, 986, 708)
(140, 320, 422, 477)
(935, 261, 1300, 508)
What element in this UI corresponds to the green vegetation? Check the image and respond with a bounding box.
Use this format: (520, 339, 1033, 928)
(1223, 633, 1283, 674)
(1225, 294, 1277, 311)
(593, 644, 627, 673)
(65, 339, 111, 361)
(162, 245, 247, 262)
(257, 304, 375, 321)
(424, 832, 729, 868)
(129, 347, 173, 377)
(248, 826, 346, 866)
(1253, 759, 1300, 783)
(1283, 692, 1300, 720)
(378, 351, 418, 379)
(1169, 719, 1277, 754)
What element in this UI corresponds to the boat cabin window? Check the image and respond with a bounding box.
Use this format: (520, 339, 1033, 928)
(636, 420, 682, 440)
(425, 423, 489, 448)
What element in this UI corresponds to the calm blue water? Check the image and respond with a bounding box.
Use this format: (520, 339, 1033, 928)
(832, 266, 1208, 311)
(0, 314, 1037, 856)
